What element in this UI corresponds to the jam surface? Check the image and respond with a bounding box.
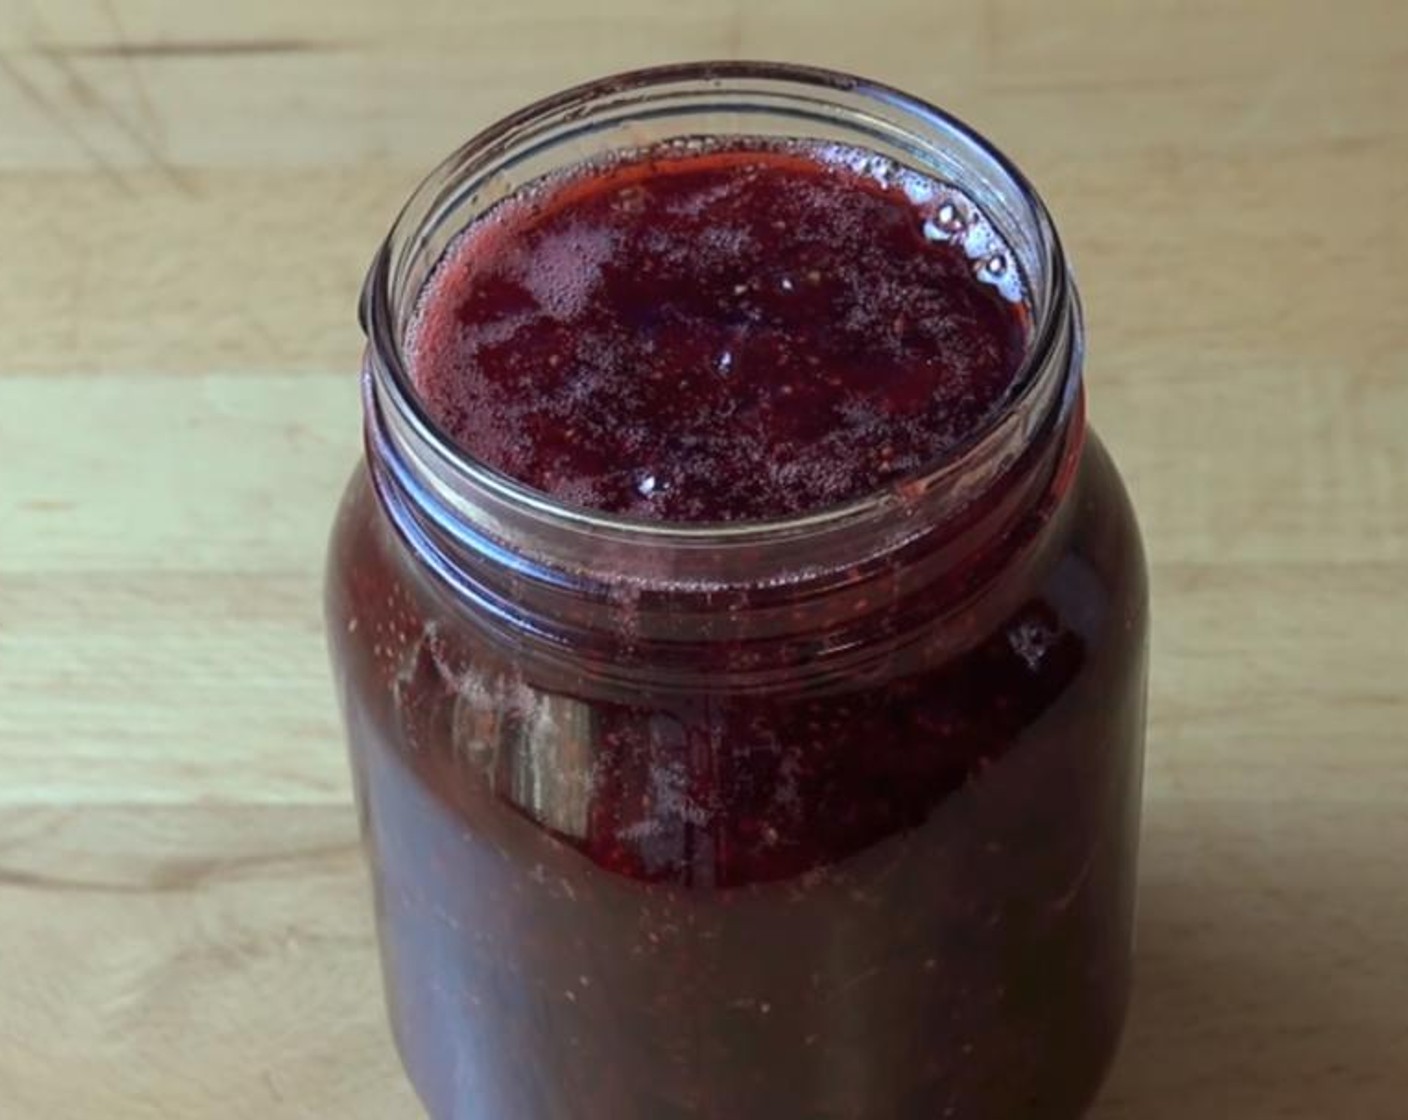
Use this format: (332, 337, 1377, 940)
(408, 143, 1028, 521)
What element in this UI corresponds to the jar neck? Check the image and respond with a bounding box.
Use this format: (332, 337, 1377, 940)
(359, 62, 1085, 681)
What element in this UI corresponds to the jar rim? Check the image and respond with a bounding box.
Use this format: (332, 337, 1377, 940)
(360, 60, 1080, 585)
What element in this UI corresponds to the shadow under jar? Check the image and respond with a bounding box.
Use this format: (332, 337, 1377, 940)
(326, 62, 1148, 1120)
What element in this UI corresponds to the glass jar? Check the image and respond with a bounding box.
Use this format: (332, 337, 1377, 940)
(326, 62, 1148, 1120)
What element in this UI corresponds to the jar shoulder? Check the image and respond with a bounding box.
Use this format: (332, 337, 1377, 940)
(326, 431, 1149, 694)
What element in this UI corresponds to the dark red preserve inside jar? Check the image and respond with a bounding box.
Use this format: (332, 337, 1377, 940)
(327, 62, 1148, 1120)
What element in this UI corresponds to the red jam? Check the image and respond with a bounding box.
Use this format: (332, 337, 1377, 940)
(408, 144, 1028, 522)
(330, 89, 1147, 1120)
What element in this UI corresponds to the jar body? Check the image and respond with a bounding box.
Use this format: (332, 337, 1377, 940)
(326, 428, 1147, 1120)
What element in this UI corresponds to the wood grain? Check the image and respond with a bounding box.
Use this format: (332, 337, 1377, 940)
(2, 0, 1405, 1116)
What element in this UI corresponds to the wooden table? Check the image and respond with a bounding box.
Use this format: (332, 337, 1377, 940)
(2, 1, 1405, 1116)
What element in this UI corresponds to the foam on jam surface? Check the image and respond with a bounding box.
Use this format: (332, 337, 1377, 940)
(408, 142, 1029, 522)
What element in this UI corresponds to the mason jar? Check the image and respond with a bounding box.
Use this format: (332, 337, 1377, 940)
(326, 61, 1148, 1120)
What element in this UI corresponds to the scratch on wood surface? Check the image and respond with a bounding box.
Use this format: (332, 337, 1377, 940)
(0, 866, 172, 896)
(60, 37, 329, 58)
(0, 840, 359, 897)
(39, 45, 197, 198)
(0, 51, 133, 195)
(97, 0, 161, 140)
